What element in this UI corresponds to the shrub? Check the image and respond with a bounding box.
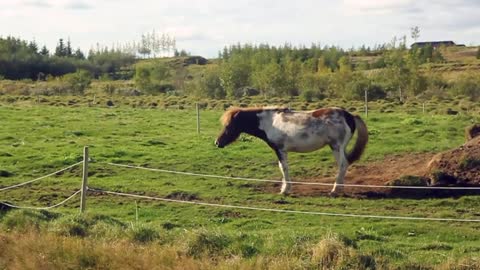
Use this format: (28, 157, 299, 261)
(62, 69, 92, 95)
(2, 210, 58, 231)
(311, 233, 350, 268)
(311, 233, 377, 270)
(185, 230, 231, 258)
(129, 224, 160, 243)
(134, 61, 171, 94)
(50, 214, 126, 238)
(451, 72, 480, 101)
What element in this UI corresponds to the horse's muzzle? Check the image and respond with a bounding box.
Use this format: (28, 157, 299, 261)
(214, 140, 224, 148)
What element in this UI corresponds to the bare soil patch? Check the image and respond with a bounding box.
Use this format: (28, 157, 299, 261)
(263, 149, 480, 198)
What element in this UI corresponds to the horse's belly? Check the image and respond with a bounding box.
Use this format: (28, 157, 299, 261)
(283, 136, 327, 152)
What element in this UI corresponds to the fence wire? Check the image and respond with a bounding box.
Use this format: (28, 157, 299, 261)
(88, 187, 480, 222)
(1, 190, 81, 210)
(105, 162, 480, 190)
(0, 161, 83, 192)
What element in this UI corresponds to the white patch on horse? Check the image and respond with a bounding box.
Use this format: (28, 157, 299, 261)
(258, 109, 346, 153)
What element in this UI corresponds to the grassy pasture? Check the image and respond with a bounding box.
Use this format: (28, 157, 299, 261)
(1, 101, 480, 269)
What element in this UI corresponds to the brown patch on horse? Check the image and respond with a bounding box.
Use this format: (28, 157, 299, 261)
(311, 108, 335, 118)
(220, 107, 264, 126)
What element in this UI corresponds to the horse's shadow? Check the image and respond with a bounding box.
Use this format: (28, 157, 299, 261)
(356, 189, 480, 199)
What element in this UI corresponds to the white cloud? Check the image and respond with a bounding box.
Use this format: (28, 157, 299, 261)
(64, 1, 93, 10)
(22, 0, 52, 8)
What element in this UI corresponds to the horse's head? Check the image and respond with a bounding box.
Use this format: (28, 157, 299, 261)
(215, 109, 243, 148)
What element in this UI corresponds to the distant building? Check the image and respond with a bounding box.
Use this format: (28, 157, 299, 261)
(411, 41, 456, 48)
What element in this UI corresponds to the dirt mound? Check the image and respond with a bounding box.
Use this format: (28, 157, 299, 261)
(427, 136, 480, 185)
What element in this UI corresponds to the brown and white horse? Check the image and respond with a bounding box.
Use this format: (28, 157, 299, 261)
(215, 107, 368, 195)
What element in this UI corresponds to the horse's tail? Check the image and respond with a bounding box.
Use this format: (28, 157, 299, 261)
(347, 115, 368, 164)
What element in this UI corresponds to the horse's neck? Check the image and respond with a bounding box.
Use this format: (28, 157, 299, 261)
(238, 110, 269, 141)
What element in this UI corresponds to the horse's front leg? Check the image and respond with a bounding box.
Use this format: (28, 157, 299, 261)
(277, 150, 291, 195)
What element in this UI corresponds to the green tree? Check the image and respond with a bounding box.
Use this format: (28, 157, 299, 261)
(55, 38, 67, 57)
(66, 39, 73, 57)
(201, 66, 225, 98)
(134, 61, 171, 94)
(329, 56, 353, 97)
(282, 58, 302, 96)
(251, 61, 282, 97)
(40, 45, 49, 56)
(74, 48, 85, 60)
(134, 66, 151, 92)
(62, 69, 92, 95)
(28, 41, 38, 54)
(299, 72, 330, 98)
(220, 55, 251, 98)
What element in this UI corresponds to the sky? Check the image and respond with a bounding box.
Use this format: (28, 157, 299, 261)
(1, 0, 479, 58)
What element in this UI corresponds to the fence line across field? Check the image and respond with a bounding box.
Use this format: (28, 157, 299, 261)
(3, 146, 480, 223)
(2, 190, 81, 210)
(105, 162, 480, 190)
(87, 187, 480, 222)
(0, 161, 83, 192)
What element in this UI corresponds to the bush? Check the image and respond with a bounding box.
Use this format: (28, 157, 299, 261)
(2, 210, 59, 231)
(129, 225, 160, 243)
(62, 69, 92, 95)
(301, 89, 316, 102)
(185, 230, 231, 258)
(50, 214, 126, 238)
(134, 61, 171, 94)
(451, 72, 480, 101)
(310, 233, 377, 270)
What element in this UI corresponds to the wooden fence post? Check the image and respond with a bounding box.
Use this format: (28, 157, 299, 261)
(196, 103, 200, 134)
(364, 89, 368, 118)
(80, 146, 89, 213)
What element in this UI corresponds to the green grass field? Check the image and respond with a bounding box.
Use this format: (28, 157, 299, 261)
(1, 102, 480, 269)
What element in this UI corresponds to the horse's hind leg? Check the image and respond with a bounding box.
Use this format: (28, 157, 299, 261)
(277, 151, 291, 195)
(330, 144, 348, 195)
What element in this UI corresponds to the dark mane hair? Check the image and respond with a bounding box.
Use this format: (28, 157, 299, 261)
(220, 106, 287, 126)
(220, 107, 260, 126)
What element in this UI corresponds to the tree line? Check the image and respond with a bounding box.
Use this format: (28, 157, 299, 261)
(0, 36, 136, 80)
(0, 30, 180, 81)
(180, 41, 465, 101)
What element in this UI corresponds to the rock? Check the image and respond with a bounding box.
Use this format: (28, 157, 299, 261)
(446, 108, 458, 115)
(465, 124, 480, 141)
(183, 56, 208, 65)
(0, 170, 13, 177)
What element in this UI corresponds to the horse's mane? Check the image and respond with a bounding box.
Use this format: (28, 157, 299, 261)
(220, 106, 287, 126)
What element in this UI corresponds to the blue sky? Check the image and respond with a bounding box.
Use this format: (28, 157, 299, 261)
(1, 0, 479, 57)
